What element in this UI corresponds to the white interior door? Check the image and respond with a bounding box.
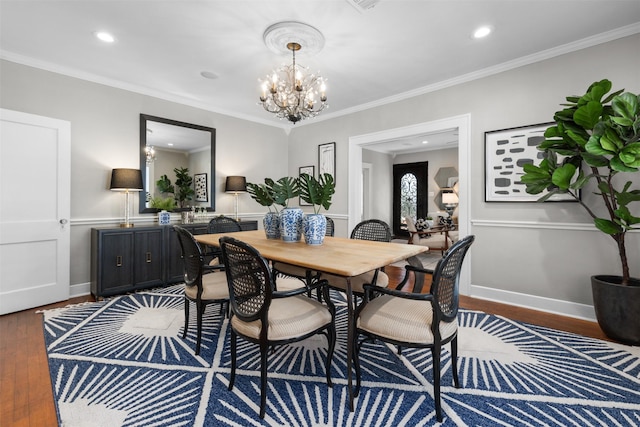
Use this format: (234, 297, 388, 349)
(0, 109, 71, 314)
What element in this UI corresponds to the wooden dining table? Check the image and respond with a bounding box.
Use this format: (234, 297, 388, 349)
(195, 229, 428, 410)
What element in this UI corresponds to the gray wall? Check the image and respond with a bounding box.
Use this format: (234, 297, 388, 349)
(287, 34, 640, 317)
(1, 33, 638, 318)
(0, 60, 289, 293)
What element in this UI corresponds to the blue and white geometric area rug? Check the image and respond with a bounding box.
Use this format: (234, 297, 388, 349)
(42, 285, 640, 426)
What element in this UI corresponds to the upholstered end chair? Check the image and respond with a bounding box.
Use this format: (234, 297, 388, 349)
(405, 217, 454, 254)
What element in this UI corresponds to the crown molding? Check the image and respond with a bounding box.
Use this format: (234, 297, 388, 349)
(2, 22, 638, 130)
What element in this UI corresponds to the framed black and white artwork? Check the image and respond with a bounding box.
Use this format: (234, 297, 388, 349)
(484, 123, 576, 202)
(194, 173, 208, 202)
(318, 142, 336, 182)
(299, 165, 314, 206)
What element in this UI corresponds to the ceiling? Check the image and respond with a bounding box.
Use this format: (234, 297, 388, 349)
(1, 0, 639, 146)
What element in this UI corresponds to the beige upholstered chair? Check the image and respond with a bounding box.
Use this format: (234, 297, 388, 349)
(406, 217, 455, 255)
(353, 235, 475, 422)
(174, 225, 230, 355)
(219, 236, 336, 419)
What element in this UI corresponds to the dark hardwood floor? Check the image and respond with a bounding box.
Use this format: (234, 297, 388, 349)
(0, 265, 606, 427)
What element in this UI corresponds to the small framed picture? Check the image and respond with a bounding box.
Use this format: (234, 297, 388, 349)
(194, 173, 208, 202)
(484, 123, 577, 202)
(299, 165, 314, 206)
(318, 142, 336, 182)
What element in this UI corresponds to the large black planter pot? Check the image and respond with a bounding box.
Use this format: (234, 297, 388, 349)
(591, 275, 640, 345)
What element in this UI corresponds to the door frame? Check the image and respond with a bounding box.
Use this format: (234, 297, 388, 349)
(348, 114, 471, 294)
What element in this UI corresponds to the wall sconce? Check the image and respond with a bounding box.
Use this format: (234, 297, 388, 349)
(225, 176, 247, 220)
(110, 168, 143, 228)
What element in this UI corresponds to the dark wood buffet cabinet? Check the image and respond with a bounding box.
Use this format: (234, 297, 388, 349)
(91, 221, 258, 298)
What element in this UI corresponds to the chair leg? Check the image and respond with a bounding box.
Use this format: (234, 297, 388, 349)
(195, 301, 204, 355)
(259, 342, 269, 419)
(451, 336, 460, 388)
(228, 330, 237, 391)
(325, 325, 336, 388)
(182, 297, 190, 339)
(431, 346, 443, 422)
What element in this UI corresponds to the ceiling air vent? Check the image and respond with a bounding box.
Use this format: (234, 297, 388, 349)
(346, 0, 381, 13)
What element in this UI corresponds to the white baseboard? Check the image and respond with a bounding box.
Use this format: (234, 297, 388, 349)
(469, 284, 596, 322)
(70, 282, 91, 298)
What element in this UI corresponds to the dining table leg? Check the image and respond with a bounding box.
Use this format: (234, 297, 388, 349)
(346, 277, 354, 411)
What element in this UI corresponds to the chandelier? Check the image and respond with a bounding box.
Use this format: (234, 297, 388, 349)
(259, 42, 328, 124)
(144, 145, 156, 163)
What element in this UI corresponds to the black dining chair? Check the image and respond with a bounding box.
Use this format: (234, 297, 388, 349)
(219, 236, 336, 419)
(174, 225, 230, 355)
(320, 219, 392, 297)
(353, 235, 475, 422)
(203, 215, 242, 267)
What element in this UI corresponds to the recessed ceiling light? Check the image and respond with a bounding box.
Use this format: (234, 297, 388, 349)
(422, 140, 429, 144)
(168, 143, 174, 146)
(473, 26, 492, 39)
(95, 31, 115, 43)
(200, 71, 219, 80)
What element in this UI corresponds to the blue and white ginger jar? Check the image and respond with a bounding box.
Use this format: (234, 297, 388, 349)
(280, 207, 303, 242)
(263, 212, 280, 239)
(303, 214, 327, 245)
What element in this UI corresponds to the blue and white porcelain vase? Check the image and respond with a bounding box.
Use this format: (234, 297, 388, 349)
(263, 212, 280, 239)
(279, 207, 303, 242)
(303, 214, 327, 245)
(158, 210, 171, 225)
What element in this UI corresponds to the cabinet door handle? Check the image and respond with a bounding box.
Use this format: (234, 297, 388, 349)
(116, 255, 123, 267)
(146, 252, 152, 263)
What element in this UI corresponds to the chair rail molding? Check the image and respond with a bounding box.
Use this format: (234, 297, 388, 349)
(471, 218, 640, 233)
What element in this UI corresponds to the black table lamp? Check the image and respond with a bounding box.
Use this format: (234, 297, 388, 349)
(225, 176, 246, 220)
(110, 168, 143, 228)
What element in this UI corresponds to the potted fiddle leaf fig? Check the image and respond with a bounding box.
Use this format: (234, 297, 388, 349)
(520, 79, 640, 344)
(174, 167, 194, 208)
(247, 180, 282, 239)
(299, 173, 335, 245)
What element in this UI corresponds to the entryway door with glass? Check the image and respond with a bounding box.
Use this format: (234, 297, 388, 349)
(392, 162, 427, 237)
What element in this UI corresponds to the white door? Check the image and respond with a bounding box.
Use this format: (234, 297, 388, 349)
(0, 109, 71, 314)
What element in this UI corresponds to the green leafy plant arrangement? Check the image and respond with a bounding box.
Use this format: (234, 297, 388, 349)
(149, 196, 176, 211)
(299, 173, 335, 214)
(246, 181, 279, 213)
(174, 167, 194, 208)
(266, 176, 299, 208)
(521, 79, 640, 285)
(156, 174, 175, 195)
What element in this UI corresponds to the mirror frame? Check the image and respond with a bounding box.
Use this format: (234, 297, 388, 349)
(139, 114, 216, 213)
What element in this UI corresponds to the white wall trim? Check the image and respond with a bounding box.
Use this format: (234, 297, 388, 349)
(4, 23, 638, 131)
(348, 113, 471, 294)
(472, 219, 640, 233)
(470, 284, 596, 322)
(291, 23, 640, 126)
(70, 282, 91, 298)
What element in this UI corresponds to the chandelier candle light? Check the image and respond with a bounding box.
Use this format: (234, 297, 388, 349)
(259, 42, 327, 123)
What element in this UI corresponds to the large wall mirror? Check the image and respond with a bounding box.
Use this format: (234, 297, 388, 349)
(139, 114, 216, 213)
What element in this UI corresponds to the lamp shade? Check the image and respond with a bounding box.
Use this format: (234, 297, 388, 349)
(225, 176, 247, 193)
(110, 168, 143, 191)
(442, 191, 459, 205)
